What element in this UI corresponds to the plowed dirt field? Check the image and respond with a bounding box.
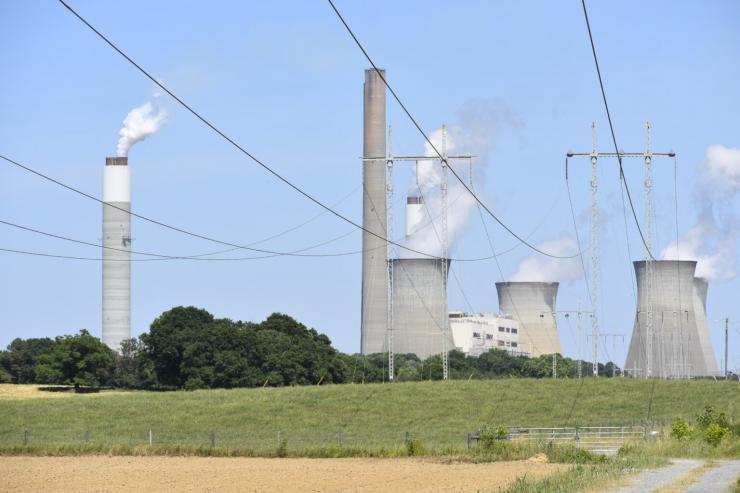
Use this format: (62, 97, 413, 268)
(0, 456, 566, 492)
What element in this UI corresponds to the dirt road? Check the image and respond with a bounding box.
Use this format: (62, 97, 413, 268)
(0, 456, 566, 492)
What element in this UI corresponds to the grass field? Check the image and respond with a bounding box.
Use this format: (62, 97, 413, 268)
(1, 379, 736, 455)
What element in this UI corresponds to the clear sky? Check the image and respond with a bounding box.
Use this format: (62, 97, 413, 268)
(1, 1, 739, 372)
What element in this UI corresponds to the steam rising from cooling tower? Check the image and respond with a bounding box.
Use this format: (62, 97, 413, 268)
(660, 145, 740, 281)
(509, 235, 581, 282)
(403, 101, 521, 257)
(116, 101, 167, 157)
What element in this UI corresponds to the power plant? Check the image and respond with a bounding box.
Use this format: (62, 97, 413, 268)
(496, 282, 561, 357)
(102, 156, 131, 352)
(360, 68, 388, 355)
(625, 260, 719, 378)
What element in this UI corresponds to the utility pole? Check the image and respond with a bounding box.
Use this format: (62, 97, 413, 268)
(577, 299, 583, 379)
(544, 308, 592, 378)
(725, 317, 729, 379)
(566, 123, 675, 379)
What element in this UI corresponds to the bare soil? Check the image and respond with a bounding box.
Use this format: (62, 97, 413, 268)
(0, 384, 128, 399)
(0, 456, 566, 492)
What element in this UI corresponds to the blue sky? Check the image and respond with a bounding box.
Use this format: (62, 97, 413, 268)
(1, 1, 739, 372)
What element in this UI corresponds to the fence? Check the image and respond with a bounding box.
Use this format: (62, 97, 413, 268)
(0, 428, 435, 454)
(468, 425, 648, 456)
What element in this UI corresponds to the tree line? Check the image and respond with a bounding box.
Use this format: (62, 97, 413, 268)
(0, 306, 621, 390)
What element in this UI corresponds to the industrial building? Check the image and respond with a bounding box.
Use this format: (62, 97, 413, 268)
(392, 258, 454, 359)
(360, 68, 388, 355)
(625, 260, 719, 378)
(449, 312, 528, 357)
(496, 281, 561, 357)
(102, 156, 131, 352)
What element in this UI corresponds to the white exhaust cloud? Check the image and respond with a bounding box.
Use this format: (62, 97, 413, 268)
(403, 100, 521, 257)
(660, 144, 740, 281)
(510, 235, 582, 282)
(116, 101, 167, 157)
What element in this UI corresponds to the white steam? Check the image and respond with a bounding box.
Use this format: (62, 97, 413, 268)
(116, 101, 167, 157)
(403, 101, 521, 257)
(660, 145, 740, 281)
(509, 235, 582, 282)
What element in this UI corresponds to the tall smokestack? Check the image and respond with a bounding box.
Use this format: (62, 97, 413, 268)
(102, 156, 131, 352)
(361, 68, 388, 354)
(405, 196, 424, 238)
(625, 260, 717, 378)
(496, 282, 561, 357)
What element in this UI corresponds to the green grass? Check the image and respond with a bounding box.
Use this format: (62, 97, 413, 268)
(0, 379, 736, 455)
(497, 454, 663, 493)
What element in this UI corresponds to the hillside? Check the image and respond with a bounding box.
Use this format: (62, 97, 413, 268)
(1, 379, 736, 453)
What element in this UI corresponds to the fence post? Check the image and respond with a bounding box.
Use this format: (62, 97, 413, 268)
(148, 430, 153, 446)
(338, 431, 343, 448)
(575, 426, 580, 446)
(277, 430, 281, 446)
(211, 431, 216, 448)
(467, 433, 471, 451)
(404, 431, 410, 445)
(84, 431, 90, 444)
(23, 430, 28, 446)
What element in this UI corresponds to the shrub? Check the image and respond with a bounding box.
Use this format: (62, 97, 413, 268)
(276, 437, 288, 457)
(479, 425, 507, 450)
(705, 423, 730, 447)
(670, 418, 694, 440)
(695, 405, 729, 430)
(404, 437, 426, 456)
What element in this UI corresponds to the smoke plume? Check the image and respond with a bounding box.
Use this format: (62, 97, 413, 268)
(116, 101, 167, 157)
(660, 145, 740, 280)
(510, 235, 582, 282)
(403, 100, 521, 257)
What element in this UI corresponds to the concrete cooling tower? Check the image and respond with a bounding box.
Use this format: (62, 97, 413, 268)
(392, 258, 455, 359)
(360, 68, 388, 354)
(693, 277, 720, 376)
(495, 282, 561, 357)
(102, 156, 131, 352)
(625, 260, 718, 378)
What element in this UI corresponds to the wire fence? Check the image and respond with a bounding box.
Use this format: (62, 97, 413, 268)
(0, 422, 662, 455)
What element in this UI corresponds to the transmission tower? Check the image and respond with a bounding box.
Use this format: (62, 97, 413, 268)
(440, 125, 449, 381)
(644, 121, 655, 378)
(590, 122, 600, 377)
(386, 125, 395, 381)
(566, 122, 674, 379)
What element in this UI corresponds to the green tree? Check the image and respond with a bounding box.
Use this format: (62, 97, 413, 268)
(35, 330, 115, 387)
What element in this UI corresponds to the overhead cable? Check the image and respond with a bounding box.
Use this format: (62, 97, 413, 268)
(326, 0, 578, 260)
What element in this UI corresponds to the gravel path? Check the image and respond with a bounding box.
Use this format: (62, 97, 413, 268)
(608, 459, 703, 493)
(685, 460, 740, 493)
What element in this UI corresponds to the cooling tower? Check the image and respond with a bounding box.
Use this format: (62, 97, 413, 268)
(392, 258, 454, 359)
(624, 260, 717, 378)
(495, 282, 561, 357)
(693, 277, 720, 376)
(102, 156, 131, 352)
(360, 68, 388, 354)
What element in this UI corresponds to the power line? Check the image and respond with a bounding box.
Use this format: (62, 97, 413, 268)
(580, 0, 655, 259)
(55, 0, 451, 262)
(0, 218, 366, 261)
(2, 153, 544, 263)
(326, 0, 578, 261)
